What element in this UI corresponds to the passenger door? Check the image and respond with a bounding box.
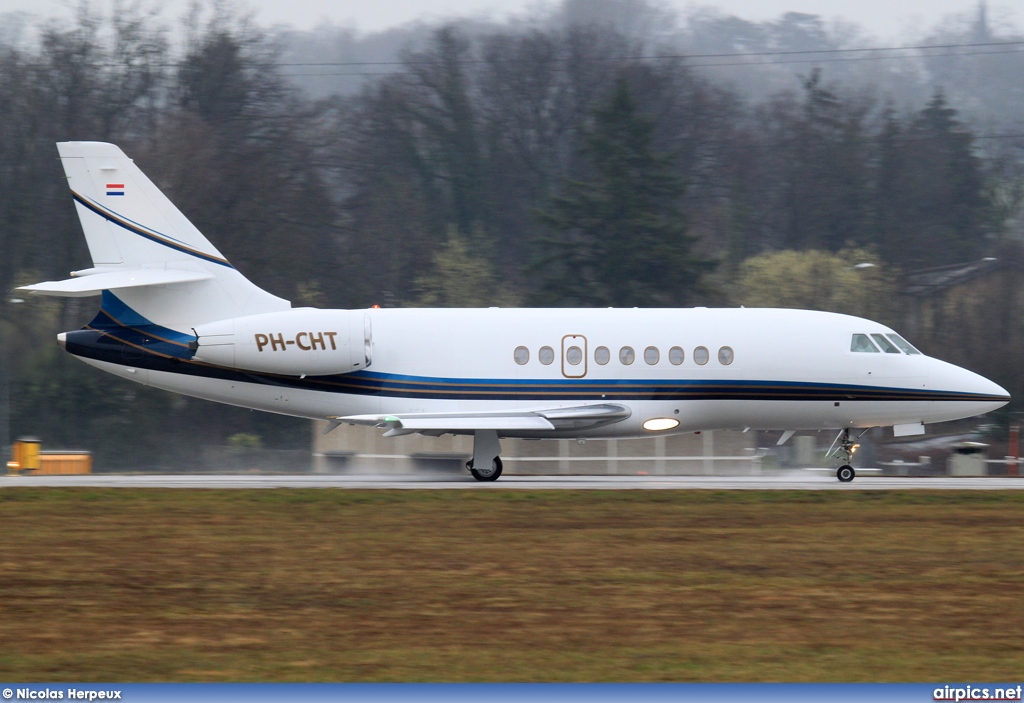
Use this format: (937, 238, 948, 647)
(562, 334, 587, 378)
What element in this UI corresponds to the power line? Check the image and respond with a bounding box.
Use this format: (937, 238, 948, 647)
(688, 45, 1024, 68)
(277, 45, 1024, 77)
(275, 38, 1024, 68)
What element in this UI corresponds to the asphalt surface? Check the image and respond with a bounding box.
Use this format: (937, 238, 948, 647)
(3, 473, 1024, 489)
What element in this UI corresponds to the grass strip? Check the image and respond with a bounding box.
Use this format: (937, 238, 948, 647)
(1, 489, 1022, 681)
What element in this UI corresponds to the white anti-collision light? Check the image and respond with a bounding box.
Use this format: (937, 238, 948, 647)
(643, 418, 680, 432)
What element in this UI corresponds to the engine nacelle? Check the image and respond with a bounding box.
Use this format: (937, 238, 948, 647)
(192, 309, 371, 376)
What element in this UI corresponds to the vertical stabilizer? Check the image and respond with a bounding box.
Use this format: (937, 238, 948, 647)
(55, 142, 289, 326)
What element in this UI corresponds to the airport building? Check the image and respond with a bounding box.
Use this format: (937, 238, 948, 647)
(312, 422, 760, 475)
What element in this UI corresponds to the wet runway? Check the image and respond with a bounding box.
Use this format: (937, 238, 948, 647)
(3, 473, 1024, 489)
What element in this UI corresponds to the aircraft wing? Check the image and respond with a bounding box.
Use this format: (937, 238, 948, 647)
(334, 403, 631, 436)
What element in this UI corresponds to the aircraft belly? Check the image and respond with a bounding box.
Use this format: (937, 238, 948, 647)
(672, 398, 1000, 431)
(81, 357, 150, 385)
(77, 354, 1003, 434)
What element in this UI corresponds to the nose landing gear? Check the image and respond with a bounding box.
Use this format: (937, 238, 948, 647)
(829, 428, 864, 482)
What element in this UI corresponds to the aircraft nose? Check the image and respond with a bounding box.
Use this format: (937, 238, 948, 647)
(989, 379, 1011, 401)
(953, 364, 1010, 408)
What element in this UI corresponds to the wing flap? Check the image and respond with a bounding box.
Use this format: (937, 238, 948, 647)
(18, 269, 213, 297)
(401, 416, 554, 430)
(338, 412, 555, 432)
(334, 403, 630, 434)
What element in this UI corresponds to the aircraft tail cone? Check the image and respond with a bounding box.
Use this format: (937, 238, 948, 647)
(57, 332, 66, 350)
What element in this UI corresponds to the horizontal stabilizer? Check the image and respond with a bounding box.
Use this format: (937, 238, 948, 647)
(335, 403, 631, 434)
(18, 269, 212, 297)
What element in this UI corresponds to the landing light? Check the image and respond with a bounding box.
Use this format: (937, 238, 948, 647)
(643, 418, 680, 432)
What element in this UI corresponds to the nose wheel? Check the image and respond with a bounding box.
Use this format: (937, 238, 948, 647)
(836, 464, 856, 482)
(468, 456, 503, 481)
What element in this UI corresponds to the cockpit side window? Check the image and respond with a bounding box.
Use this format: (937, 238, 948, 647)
(871, 334, 901, 354)
(886, 333, 922, 355)
(851, 334, 880, 353)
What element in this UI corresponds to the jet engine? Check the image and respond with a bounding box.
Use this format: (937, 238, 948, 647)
(192, 309, 371, 376)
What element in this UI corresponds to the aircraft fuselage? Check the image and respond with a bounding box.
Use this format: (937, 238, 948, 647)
(64, 305, 1008, 439)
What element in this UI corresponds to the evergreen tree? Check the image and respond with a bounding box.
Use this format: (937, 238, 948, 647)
(779, 70, 870, 252)
(534, 77, 713, 306)
(873, 92, 990, 267)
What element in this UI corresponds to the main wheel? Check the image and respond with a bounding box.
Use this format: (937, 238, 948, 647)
(836, 464, 856, 483)
(468, 456, 503, 482)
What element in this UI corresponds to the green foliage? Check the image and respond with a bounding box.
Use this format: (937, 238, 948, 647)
(534, 78, 715, 306)
(295, 281, 328, 308)
(227, 433, 264, 452)
(412, 227, 520, 307)
(734, 249, 896, 322)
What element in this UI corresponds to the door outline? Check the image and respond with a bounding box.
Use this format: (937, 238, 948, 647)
(562, 334, 588, 379)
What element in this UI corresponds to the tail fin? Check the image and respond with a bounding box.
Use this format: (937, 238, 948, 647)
(21, 142, 289, 327)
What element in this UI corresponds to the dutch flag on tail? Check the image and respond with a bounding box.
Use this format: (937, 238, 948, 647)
(106, 183, 124, 196)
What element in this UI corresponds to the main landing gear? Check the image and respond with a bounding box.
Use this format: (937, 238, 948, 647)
(467, 429, 503, 482)
(467, 456, 503, 481)
(829, 428, 863, 483)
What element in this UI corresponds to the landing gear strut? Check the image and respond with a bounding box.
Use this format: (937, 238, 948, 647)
(829, 428, 861, 483)
(468, 429, 503, 482)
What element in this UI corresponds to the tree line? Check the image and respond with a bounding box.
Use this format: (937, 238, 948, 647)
(1, 5, 1021, 466)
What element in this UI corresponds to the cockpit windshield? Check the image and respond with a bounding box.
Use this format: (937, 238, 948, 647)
(871, 334, 901, 353)
(850, 334, 879, 353)
(886, 333, 921, 355)
(851, 332, 923, 355)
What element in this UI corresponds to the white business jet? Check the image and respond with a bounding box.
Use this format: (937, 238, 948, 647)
(20, 142, 1010, 481)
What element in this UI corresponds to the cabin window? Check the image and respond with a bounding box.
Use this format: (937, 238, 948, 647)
(514, 346, 529, 365)
(887, 333, 922, 355)
(595, 346, 610, 365)
(539, 346, 555, 365)
(644, 346, 660, 365)
(619, 346, 635, 365)
(694, 346, 709, 365)
(851, 334, 880, 353)
(718, 346, 734, 365)
(566, 346, 583, 365)
(871, 334, 901, 354)
(669, 346, 685, 365)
